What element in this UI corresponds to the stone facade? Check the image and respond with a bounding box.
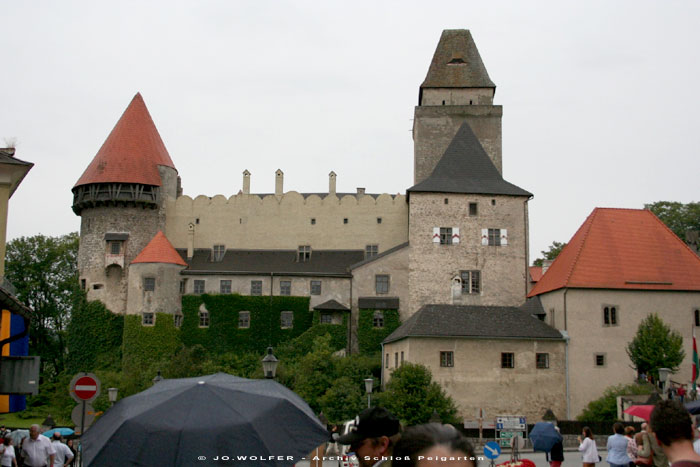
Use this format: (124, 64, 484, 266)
(126, 262, 185, 317)
(408, 193, 529, 314)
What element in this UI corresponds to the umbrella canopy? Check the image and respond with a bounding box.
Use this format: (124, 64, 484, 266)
(6, 429, 28, 445)
(82, 373, 329, 467)
(685, 400, 700, 415)
(623, 404, 655, 421)
(42, 427, 75, 438)
(528, 422, 562, 452)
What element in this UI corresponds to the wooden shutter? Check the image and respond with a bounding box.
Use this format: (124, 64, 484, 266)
(501, 229, 508, 246)
(433, 227, 441, 243)
(481, 229, 489, 246)
(452, 227, 460, 244)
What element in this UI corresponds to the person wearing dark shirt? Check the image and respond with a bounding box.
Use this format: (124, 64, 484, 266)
(650, 400, 700, 467)
(546, 426, 564, 467)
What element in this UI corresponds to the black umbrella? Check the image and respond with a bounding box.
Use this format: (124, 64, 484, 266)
(528, 422, 562, 452)
(82, 373, 329, 466)
(686, 400, 700, 414)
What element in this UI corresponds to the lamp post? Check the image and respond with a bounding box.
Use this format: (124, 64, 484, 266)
(152, 370, 163, 385)
(108, 387, 119, 407)
(364, 377, 373, 408)
(659, 368, 672, 399)
(262, 347, 279, 379)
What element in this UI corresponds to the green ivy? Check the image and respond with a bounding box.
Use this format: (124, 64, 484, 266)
(66, 299, 124, 374)
(357, 309, 400, 354)
(122, 313, 182, 371)
(179, 294, 313, 354)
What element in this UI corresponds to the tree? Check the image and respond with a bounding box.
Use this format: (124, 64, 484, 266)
(577, 382, 654, 421)
(375, 362, 457, 426)
(4, 232, 80, 381)
(318, 376, 365, 423)
(645, 201, 700, 240)
(626, 313, 685, 380)
(532, 241, 567, 267)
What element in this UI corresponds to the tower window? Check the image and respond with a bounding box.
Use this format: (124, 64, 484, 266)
(377, 217, 382, 224)
(595, 354, 606, 367)
(143, 277, 156, 292)
(110, 241, 122, 255)
(603, 306, 619, 326)
(343, 218, 348, 224)
(695, 308, 700, 326)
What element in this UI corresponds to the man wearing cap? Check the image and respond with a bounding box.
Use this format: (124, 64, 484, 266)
(336, 407, 401, 467)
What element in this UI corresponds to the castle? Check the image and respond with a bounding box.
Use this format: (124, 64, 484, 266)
(72, 29, 700, 420)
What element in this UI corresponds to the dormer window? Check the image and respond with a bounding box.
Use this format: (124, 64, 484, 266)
(298, 246, 311, 262)
(212, 245, 225, 262)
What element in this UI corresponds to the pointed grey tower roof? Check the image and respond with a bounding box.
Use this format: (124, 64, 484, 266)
(408, 123, 531, 197)
(421, 30, 496, 90)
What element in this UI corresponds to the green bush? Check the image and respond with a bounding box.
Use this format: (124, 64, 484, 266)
(577, 382, 655, 422)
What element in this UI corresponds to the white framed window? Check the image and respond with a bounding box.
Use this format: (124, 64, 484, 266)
(220, 280, 232, 294)
(281, 311, 294, 329)
(365, 245, 379, 259)
(251, 280, 262, 296)
(310, 280, 321, 295)
(238, 311, 250, 329)
(194, 280, 205, 294)
(142, 312, 155, 326)
(440, 351, 454, 367)
(280, 280, 291, 296)
(375, 275, 389, 294)
(298, 245, 311, 262)
(482, 228, 508, 246)
(199, 310, 210, 328)
(212, 245, 226, 262)
(460, 270, 481, 294)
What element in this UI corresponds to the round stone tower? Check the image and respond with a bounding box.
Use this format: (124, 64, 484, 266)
(72, 93, 180, 314)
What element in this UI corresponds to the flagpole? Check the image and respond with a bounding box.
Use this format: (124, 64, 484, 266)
(692, 326, 698, 395)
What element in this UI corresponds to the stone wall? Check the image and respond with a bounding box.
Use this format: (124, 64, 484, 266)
(126, 262, 185, 316)
(408, 193, 530, 315)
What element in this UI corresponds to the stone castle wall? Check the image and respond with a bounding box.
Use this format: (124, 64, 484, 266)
(127, 262, 185, 316)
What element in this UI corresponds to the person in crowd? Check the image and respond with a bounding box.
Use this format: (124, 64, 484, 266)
(693, 416, 700, 455)
(50, 434, 73, 467)
(21, 425, 55, 467)
(650, 400, 700, 466)
(634, 430, 653, 466)
(638, 421, 669, 467)
(578, 426, 599, 467)
(679, 385, 688, 403)
(0, 427, 8, 442)
(547, 426, 564, 467)
(392, 423, 476, 467)
(607, 422, 632, 467)
(0, 438, 18, 467)
(625, 426, 637, 467)
(336, 407, 401, 467)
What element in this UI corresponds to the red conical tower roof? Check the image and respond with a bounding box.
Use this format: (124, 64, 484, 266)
(131, 231, 187, 266)
(74, 93, 176, 188)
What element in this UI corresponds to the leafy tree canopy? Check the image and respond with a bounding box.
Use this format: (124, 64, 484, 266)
(626, 313, 685, 380)
(533, 241, 567, 267)
(577, 382, 655, 422)
(5, 232, 80, 381)
(645, 201, 700, 240)
(375, 362, 458, 426)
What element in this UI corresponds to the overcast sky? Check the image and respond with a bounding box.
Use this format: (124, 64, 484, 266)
(2, 0, 699, 260)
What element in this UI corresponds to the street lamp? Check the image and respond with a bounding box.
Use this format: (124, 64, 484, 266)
(152, 370, 163, 385)
(364, 377, 373, 408)
(108, 387, 119, 407)
(262, 347, 279, 379)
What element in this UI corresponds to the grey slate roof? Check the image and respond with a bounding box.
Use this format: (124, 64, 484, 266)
(178, 249, 364, 277)
(358, 297, 400, 310)
(249, 193, 399, 200)
(350, 243, 409, 270)
(520, 296, 546, 317)
(313, 299, 350, 311)
(421, 30, 496, 90)
(382, 304, 563, 344)
(407, 123, 532, 197)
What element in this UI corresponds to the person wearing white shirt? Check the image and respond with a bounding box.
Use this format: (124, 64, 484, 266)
(21, 425, 55, 467)
(50, 434, 73, 467)
(578, 426, 600, 467)
(0, 438, 18, 467)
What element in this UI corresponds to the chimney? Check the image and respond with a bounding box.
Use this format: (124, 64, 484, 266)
(542, 259, 554, 275)
(356, 187, 365, 197)
(242, 170, 251, 194)
(187, 222, 195, 259)
(329, 171, 337, 195)
(275, 169, 284, 196)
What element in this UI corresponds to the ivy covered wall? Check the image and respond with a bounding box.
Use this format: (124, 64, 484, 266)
(179, 294, 313, 354)
(66, 299, 124, 373)
(122, 313, 182, 369)
(358, 308, 400, 354)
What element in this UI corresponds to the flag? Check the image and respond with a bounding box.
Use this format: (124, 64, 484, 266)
(693, 328, 698, 392)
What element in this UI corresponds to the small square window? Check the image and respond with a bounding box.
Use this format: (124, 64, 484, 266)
(320, 312, 332, 324)
(536, 353, 549, 369)
(440, 227, 453, 245)
(142, 312, 154, 326)
(440, 351, 454, 367)
(311, 218, 316, 225)
(173, 314, 183, 328)
(194, 280, 205, 294)
(220, 280, 232, 294)
(375, 275, 390, 294)
(377, 217, 382, 224)
(469, 203, 478, 216)
(365, 245, 378, 259)
(343, 218, 348, 224)
(110, 241, 122, 255)
(199, 311, 210, 328)
(298, 246, 311, 262)
(501, 352, 514, 369)
(281, 311, 294, 329)
(144, 277, 156, 292)
(491, 199, 496, 206)
(373, 311, 384, 328)
(310, 280, 322, 295)
(280, 280, 291, 296)
(238, 311, 250, 329)
(213, 245, 226, 262)
(251, 280, 262, 296)
(595, 354, 606, 367)
(444, 198, 449, 205)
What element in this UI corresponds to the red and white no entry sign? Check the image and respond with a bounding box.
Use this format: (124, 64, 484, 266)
(69, 372, 101, 403)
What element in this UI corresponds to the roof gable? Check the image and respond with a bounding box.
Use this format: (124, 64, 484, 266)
(75, 93, 175, 188)
(421, 30, 495, 90)
(407, 123, 531, 197)
(529, 208, 700, 296)
(132, 231, 187, 266)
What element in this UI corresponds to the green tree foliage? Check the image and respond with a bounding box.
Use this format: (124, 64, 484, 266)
(292, 334, 336, 413)
(533, 241, 567, 267)
(577, 382, 655, 422)
(645, 201, 700, 239)
(375, 362, 458, 426)
(318, 376, 365, 423)
(626, 313, 685, 379)
(5, 232, 80, 380)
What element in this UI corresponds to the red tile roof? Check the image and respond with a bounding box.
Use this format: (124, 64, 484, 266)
(529, 266, 543, 282)
(131, 231, 187, 266)
(528, 208, 700, 296)
(74, 93, 176, 187)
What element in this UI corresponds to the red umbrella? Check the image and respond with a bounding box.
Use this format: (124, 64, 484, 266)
(623, 404, 655, 421)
